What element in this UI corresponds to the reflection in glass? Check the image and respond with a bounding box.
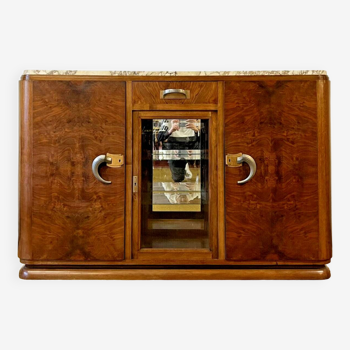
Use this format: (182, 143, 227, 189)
(152, 119, 202, 212)
(141, 118, 209, 249)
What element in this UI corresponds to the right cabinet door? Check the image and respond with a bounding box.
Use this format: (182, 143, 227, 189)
(224, 79, 331, 262)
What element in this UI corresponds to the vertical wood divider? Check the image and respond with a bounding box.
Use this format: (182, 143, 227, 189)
(217, 82, 226, 260)
(125, 82, 133, 260)
(317, 79, 332, 260)
(209, 112, 218, 258)
(18, 80, 33, 260)
(132, 112, 141, 258)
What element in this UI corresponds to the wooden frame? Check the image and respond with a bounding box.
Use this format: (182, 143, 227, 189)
(132, 111, 218, 260)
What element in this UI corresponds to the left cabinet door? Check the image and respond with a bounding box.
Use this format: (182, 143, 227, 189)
(19, 80, 126, 261)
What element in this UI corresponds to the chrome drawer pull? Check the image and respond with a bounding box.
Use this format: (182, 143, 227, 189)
(161, 89, 190, 99)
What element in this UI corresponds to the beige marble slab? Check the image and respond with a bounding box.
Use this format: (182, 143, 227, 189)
(23, 70, 327, 76)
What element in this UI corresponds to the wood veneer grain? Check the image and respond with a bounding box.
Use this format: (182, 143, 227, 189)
(18, 74, 332, 279)
(21, 80, 126, 261)
(132, 82, 218, 107)
(225, 80, 320, 261)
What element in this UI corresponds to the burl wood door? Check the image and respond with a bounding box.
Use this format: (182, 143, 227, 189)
(224, 79, 330, 262)
(19, 80, 126, 261)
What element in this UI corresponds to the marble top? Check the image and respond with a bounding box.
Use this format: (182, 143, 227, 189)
(23, 70, 327, 76)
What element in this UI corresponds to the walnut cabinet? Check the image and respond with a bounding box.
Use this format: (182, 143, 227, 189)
(18, 71, 332, 279)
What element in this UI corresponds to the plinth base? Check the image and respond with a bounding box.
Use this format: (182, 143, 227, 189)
(20, 265, 331, 280)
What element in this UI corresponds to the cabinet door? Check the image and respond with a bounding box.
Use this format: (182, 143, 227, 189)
(224, 79, 330, 262)
(19, 80, 126, 261)
(132, 111, 217, 260)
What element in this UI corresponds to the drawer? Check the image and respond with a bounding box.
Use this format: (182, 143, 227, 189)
(132, 82, 218, 109)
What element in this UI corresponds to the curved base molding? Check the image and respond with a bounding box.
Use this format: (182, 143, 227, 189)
(20, 265, 331, 280)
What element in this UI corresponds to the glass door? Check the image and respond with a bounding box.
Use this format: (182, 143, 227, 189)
(133, 111, 217, 259)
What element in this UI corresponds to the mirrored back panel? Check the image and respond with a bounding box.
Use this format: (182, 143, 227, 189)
(141, 118, 209, 249)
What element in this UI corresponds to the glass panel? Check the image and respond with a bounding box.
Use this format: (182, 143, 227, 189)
(141, 118, 209, 249)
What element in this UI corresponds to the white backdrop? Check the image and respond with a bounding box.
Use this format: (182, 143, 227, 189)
(1, 1, 349, 349)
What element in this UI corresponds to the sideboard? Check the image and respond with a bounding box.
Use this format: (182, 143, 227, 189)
(18, 70, 332, 279)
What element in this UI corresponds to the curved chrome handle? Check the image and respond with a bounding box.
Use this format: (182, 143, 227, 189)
(92, 153, 124, 184)
(162, 89, 189, 99)
(92, 155, 111, 184)
(237, 154, 256, 184)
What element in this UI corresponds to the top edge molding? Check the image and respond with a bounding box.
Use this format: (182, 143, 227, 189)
(23, 70, 327, 76)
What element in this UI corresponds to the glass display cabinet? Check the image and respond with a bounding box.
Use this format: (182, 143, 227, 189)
(18, 71, 332, 279)
(133, 112, 217, 259)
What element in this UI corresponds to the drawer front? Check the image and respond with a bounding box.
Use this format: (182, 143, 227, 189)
(132, 82, 218, 108)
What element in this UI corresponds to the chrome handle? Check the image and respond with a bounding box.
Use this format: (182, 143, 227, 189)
(92, 153, 124, 184)
(237, 154, 256, 184)
(226, 153, 257, 184)
(161, 89, 190, 99)
(92, 155, 111, 184)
